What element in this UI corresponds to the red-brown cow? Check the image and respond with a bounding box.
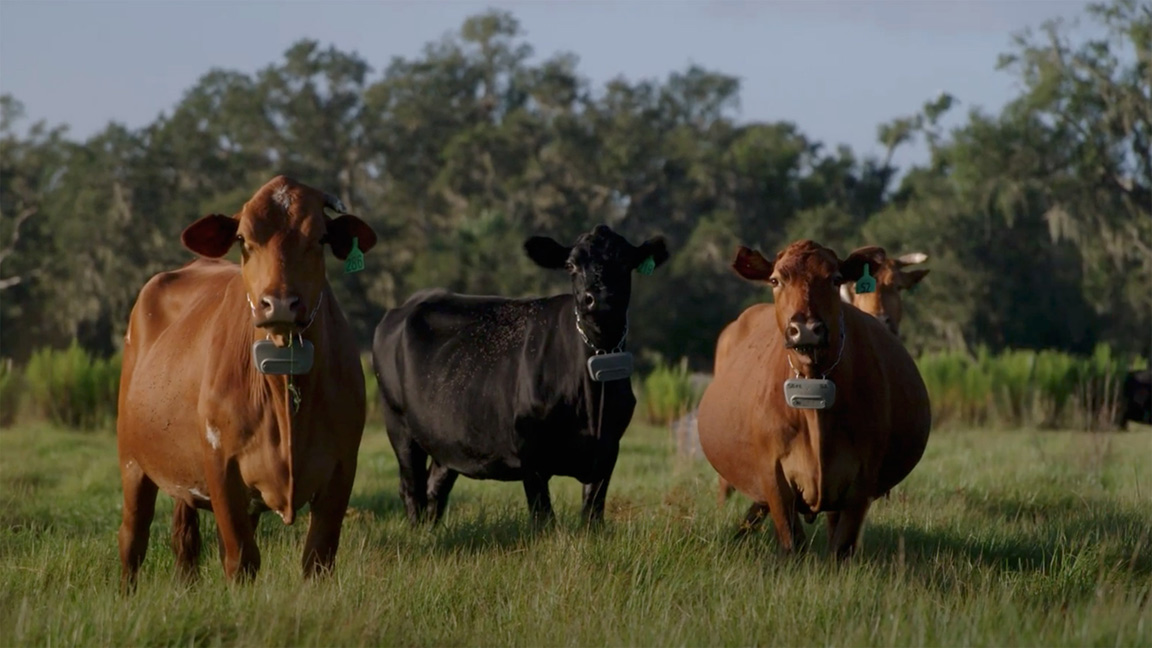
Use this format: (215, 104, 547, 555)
(116, 176, 376, 587)
(838, 249, 930, 336)
(697, 240, 931, 558)
(714, 246, 929, 504)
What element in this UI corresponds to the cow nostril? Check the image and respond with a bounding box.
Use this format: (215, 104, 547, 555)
(811, 321, 826, 338)
(584, 293, 596, 308)
(287, 296, 301, 311)
(786, 323, 801, 341)
(260, 297, 274, 312)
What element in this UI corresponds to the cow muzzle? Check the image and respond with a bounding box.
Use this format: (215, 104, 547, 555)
(784, 317, 828, 353)
(255, 294, 306, 329)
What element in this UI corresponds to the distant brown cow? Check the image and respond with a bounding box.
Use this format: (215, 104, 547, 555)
(698, 240, 931, 557)
(116, 176, 376, 588)
(714, 246, 929, 503)
(838, 250, 930, 336)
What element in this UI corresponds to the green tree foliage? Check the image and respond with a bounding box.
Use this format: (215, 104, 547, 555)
(0, 2, 1147, 367)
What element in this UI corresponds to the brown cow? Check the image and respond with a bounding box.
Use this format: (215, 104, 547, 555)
(714, 246, 929, 503)
(697, 240, 931, 558)
(838, 249, 930, 336)
(116, 176, 377, 588)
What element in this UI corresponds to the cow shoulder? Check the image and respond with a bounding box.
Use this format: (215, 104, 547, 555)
(716, 303, 775, 374)
(130, 260, 237, 354)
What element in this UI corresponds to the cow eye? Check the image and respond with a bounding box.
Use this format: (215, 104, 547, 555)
(768, 277, 780, 288)
(831, 274, 844, 285)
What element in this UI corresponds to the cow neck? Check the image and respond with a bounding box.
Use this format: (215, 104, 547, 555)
(567, 300, 628, 442)
(572, 304, 629, 355)
(238, 280, 333, 522)
(786, 309, 847, 380)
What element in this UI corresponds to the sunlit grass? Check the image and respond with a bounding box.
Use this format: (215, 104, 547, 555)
(1, 423, 1149, 646)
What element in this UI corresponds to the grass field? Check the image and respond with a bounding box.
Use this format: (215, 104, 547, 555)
(1, 423, 1149, 647)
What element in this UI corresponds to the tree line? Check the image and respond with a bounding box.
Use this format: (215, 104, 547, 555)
(1, 0, 1149, 369)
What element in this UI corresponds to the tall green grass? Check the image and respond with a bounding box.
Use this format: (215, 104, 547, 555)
(362, 353, 383, 425)
(639, 356, 704, 426)
(1, 343, 1144, 434)
(0, 359, 21, 428)
(19, 342, 120, 431)
(918, 344, 1138, 430)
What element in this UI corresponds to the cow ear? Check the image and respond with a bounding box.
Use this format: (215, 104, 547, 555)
(324, 214, 377, 260)
(732, 246, 774, 281)
(181, 214, 239, 258)
(840, 245, 888, 282)
(899, 268, 930, 289)
(524, 236, 572, 270)
(633, 236, 670, 271)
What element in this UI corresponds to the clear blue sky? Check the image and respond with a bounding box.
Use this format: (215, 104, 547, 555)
(0, 0, 1093, 171)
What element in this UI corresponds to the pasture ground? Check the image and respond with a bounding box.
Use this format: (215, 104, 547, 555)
(1, 423, 1149, 646)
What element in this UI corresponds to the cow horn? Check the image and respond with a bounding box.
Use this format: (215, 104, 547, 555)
(323, 193, 347, 215)
(895, 252, 928, 267)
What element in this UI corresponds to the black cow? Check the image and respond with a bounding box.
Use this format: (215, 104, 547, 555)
(1119, 369, 1151, 429)
(371, 224, 669, 524)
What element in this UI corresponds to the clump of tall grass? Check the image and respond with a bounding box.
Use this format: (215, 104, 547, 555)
(362, 354, 383, 425)
(0, 358, 21, 427)
(640, 357, 704, 426)
(22, 342, 121, 431)
(918, 344, 1136, 430)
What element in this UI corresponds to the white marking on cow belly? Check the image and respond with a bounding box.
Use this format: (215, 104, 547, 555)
(205, 424, 221, 450)
(188, 488, 210, 501)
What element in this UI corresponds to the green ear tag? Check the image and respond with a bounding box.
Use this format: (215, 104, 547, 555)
(344, 237, 365, 274)
(855, 265, 876, 294)
(637, 256, 655, 276)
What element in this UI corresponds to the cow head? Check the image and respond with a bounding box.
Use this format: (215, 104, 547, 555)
(838, 249, 930, 336)
(524, 224, 669, 351)
(180, 175, 377, 346)
(732, 240, 878, 375)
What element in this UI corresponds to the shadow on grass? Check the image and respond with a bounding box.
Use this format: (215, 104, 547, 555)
(347, 490, 408, 521)
(430, 513, 555, 556)
(721, 491, 1151, 600)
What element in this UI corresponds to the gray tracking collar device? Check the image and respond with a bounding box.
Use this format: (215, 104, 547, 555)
(587, 352, 633, 382)
(783, 378, 836, 410)
(252, 339, 315, 375)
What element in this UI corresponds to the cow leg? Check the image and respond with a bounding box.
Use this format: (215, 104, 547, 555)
(203, 459, 260, 581)
(522, 474, 554, 525)
(824, 511, 841, 546)
(386, 422, 430, 525)
(717, 476, 736, 507)
(763, 479, 806, 553)
(171, 501, 201, 582)
(581, 452, 619, 525)
(118, 463, 158, 592)
(828, 499, 871, 559)
(302, 460, 357, 579)
(734, 502, 769, 539)
(215, 511, 261, 565)
(425, 461, 459, 524)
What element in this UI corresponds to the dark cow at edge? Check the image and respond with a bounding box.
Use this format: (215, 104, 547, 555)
(116, 176, 377, 588)
(698, 240, 931, 558)
(1119, 367, 1151, 429)
(372, 225, 669, 524)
